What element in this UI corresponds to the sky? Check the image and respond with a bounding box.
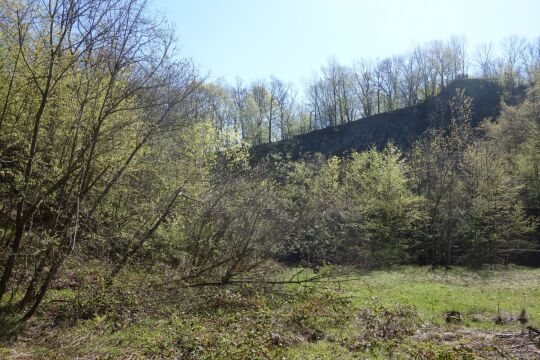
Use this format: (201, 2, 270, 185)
(152, 0, 540, 86)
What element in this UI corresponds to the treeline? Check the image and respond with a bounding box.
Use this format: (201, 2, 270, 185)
(199, 35, 540, 144)
(0, 0, 538, 324)
(268, 88, 539, 267)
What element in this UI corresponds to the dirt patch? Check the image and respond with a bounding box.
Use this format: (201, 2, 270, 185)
(411, 325, 540, 359)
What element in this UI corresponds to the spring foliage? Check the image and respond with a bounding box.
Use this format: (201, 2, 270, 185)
(0, 0, 538, 323)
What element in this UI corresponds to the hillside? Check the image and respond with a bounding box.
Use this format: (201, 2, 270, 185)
(2, 2, 539, 358)
(252, 79, 503, 159)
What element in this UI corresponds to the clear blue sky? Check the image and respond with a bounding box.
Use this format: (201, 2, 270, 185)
(152, 0, 540, 86)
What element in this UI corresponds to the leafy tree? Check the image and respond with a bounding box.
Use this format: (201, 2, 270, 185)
(459, 142, 534, 264)
(0, 0, 200, 320)
(410, 90, 473, 266)
(276, 145, 421, 268)
(342, 145, 423, 266)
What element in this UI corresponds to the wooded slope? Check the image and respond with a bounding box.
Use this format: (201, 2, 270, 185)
(252, 79, 503, 159)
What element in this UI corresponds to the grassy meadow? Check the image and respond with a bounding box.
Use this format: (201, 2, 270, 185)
(1, 265, 540, 359)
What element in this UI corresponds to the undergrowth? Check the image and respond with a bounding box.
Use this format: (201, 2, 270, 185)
(1, 265, 539, 359)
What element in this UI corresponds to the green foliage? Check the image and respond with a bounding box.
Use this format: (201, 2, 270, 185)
(0, 5, 539, 357)
(1, 1, 540, 358)
(411, 89, 535, 266)
(0, 0, 203, 318)
(276, 144, 421, 267)
(482, 83, 540, 213)
(0, 303, 22, 341)
(459, 142, 534, 263)
(342, 145, 423, 266)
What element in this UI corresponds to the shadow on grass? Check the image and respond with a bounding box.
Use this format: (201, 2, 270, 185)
(0, 304, 24, 342)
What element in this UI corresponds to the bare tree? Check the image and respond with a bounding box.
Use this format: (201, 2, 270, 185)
(501, 34, 528, 87)
(476, 42, 499, 80)
(251, 80, 279, 143)
(352, 59, 375, 117)
(429, 40, 451, 90)
(270, 78, 296, 140)
(523, 37, 540, 83)
(230, 78, 249, 138)
(323, 57, 342, 126)
(413, 45, 437, 100)
(378, 57, 400, 111)
(397, 53, 421, 107)
(449, 35, 468, 77)
(373, 59, 384, 114)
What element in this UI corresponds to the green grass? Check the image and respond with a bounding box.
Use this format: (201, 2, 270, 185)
(281, 265, 540, 358)
(2, 265, 540, 359)
(342, 266, 540, 329)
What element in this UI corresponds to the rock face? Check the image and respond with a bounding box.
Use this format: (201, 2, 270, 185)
(252, 79, 503, 160)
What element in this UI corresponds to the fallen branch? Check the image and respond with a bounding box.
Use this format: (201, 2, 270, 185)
(183, 276, 365, 288)
(527, 325, 540, 341)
